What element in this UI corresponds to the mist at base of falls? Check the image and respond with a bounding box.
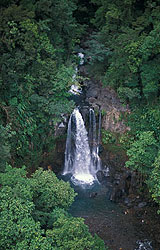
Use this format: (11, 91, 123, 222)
(71, 173, 95, 186)
(63, 108, 101, 186)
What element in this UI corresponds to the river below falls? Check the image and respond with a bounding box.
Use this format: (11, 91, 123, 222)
(67, 183, 159, 250)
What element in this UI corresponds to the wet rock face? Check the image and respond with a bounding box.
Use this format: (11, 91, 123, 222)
(41, 136, 66, 174)
(102, 108, 130, 133)
(98, 166, 139, 204)
(85, 79, 130, 133)
(98, 148, 139, 204)
(89, 192, 98, 198)
(96, 170, 108, 184)
(109, 171, 134, 202)
(83, 75, 136, 203)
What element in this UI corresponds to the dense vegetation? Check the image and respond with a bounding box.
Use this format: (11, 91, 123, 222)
(85, 0, 160, 212)
(0, 166, 105, 249)
(0, 0, 160, 248)
(0, 0, 80, 171)
(0, 1, 107, 249)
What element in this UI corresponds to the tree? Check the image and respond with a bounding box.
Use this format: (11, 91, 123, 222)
(30, 168, 77, 226)
(87, 0, 160, 102)
(125, 131, 158, 175)
(148, 151, 160, 214)
(0, 166, 107, 249)
(0, 165, 46, 249)
(0, 2, 77, 170)
(46, 208, 106, 250)
(0, 125, 12, 171)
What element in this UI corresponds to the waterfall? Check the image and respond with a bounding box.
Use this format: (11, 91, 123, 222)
(89, 108, 97, 153)
(89, 108, 101, 172)
(97, 109, 102, 154)
(63, 108, 101, 186)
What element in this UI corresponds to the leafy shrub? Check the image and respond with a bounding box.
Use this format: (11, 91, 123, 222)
(0, 166, 107, 249)
(148, 152, 160, 214)
(102, 130, 116, 144)
(125, 131, 158, 175)
(47, 208, 106, 250)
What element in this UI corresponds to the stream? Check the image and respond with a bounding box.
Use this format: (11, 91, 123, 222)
(68, 183, 154, 250)
(60, 52, 159, 250)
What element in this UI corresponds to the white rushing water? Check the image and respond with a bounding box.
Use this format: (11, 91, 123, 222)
(69, 66, 82, 95)
(78, 52, 85, 65)
(135, 240, 153, 250)
(89, 108, 101, 172)
(69, 52, 84, 96)
(63, 108, 101, 186)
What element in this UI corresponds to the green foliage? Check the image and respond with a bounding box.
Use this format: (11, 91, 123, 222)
(121, 104, 160, 210)
(119, 132, 133, 150)
(147, 151, 160, 214)
(141, 59, 160, 100)
(126, 131, 158, 175)
(117, 87, 141, 103)
(30, 168, 77, 226)
(0, 166, 106, 249)
(0, 165, 40, 250)
(85, 33, 111, 79)
(88, 0, 160, 102)
(34, 0, 81, 61)
(128, 105, 160, 140)
(47, 208, 106, 250)
(102, 129, 116, 144)
(0, 164, 27, 186)
(0, 125, 12, 171)
(0, 1, 79, 170)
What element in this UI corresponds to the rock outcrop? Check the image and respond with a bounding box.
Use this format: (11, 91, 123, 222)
(85, 78, 130, 133)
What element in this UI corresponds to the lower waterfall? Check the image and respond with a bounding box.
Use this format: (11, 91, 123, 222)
(63, 108, 101, 186)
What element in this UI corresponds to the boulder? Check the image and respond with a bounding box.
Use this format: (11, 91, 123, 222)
(96, 170, 107, 183)
(138, 202, 147, 208)
(89, 192, 98, 198)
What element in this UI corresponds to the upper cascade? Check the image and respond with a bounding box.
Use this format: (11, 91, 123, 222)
(69, 52, 84, 96)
